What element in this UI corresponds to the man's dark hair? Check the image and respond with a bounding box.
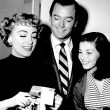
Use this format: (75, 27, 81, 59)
(49, 0, 79, 16)
(49, 0, 80, 30)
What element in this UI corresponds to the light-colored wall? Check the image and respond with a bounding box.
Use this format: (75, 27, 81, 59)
(0, 0, 28, 59)
(76, 0, 110, 40)
(40, 0, 53, 25)
(40, 0, 110, 41)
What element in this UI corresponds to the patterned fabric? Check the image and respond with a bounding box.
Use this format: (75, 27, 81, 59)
(59, 43, 69, 95)
(84, 67, 110, 110)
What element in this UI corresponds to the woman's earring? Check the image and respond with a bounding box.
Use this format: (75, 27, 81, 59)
(8, 37, 13, 46)
(9, 41, 13, 46)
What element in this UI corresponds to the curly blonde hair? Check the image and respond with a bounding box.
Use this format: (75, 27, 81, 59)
(0, 13, 43, 47)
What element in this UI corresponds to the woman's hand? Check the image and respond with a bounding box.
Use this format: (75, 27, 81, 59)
(10, 91, 31, 108)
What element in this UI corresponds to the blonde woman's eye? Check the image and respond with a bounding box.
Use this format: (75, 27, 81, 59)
(20, 35, 26, 37)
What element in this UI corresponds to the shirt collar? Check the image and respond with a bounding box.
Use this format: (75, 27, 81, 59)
(51, 33, 73, 49)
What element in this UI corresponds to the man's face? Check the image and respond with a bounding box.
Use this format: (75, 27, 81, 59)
(50, 3, 76, 42)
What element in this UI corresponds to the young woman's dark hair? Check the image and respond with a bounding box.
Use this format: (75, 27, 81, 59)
(81, 32, 110, 80)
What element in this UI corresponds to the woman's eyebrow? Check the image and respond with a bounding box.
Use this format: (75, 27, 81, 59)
(18, 30, 28, 33)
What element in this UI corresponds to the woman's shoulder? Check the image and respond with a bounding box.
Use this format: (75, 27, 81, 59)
(74, 73, 87, 95)
(0, 54, 19, 64)
(0, 54, 33, 70)
(76, 73, 87, 86)
(0, 55, 11, 63)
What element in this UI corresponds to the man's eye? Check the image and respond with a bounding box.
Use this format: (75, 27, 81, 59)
(65, 18, 73, 23)
(87, 52, 92, 55)
(66, 20, 71, 22)
(54, 17, 59, 20)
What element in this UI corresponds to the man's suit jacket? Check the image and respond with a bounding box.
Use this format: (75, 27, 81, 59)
(33, 25, 82, 110)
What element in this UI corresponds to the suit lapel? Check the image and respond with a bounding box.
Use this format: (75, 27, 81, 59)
(44, 37, 63, 93)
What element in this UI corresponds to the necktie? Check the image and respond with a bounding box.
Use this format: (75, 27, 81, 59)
(59, 43, 69, 95)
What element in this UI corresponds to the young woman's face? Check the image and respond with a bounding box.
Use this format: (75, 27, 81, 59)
(9, 24, 37, 58)
(78, 41, 100, 70)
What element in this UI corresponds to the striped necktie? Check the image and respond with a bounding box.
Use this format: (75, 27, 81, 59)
(59, 43, 69, 95)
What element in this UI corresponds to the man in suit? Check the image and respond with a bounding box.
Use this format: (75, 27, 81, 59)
(35, 0, 82, 109)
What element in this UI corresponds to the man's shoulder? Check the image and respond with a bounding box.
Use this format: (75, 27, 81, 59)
(40, 24, 51, 40)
